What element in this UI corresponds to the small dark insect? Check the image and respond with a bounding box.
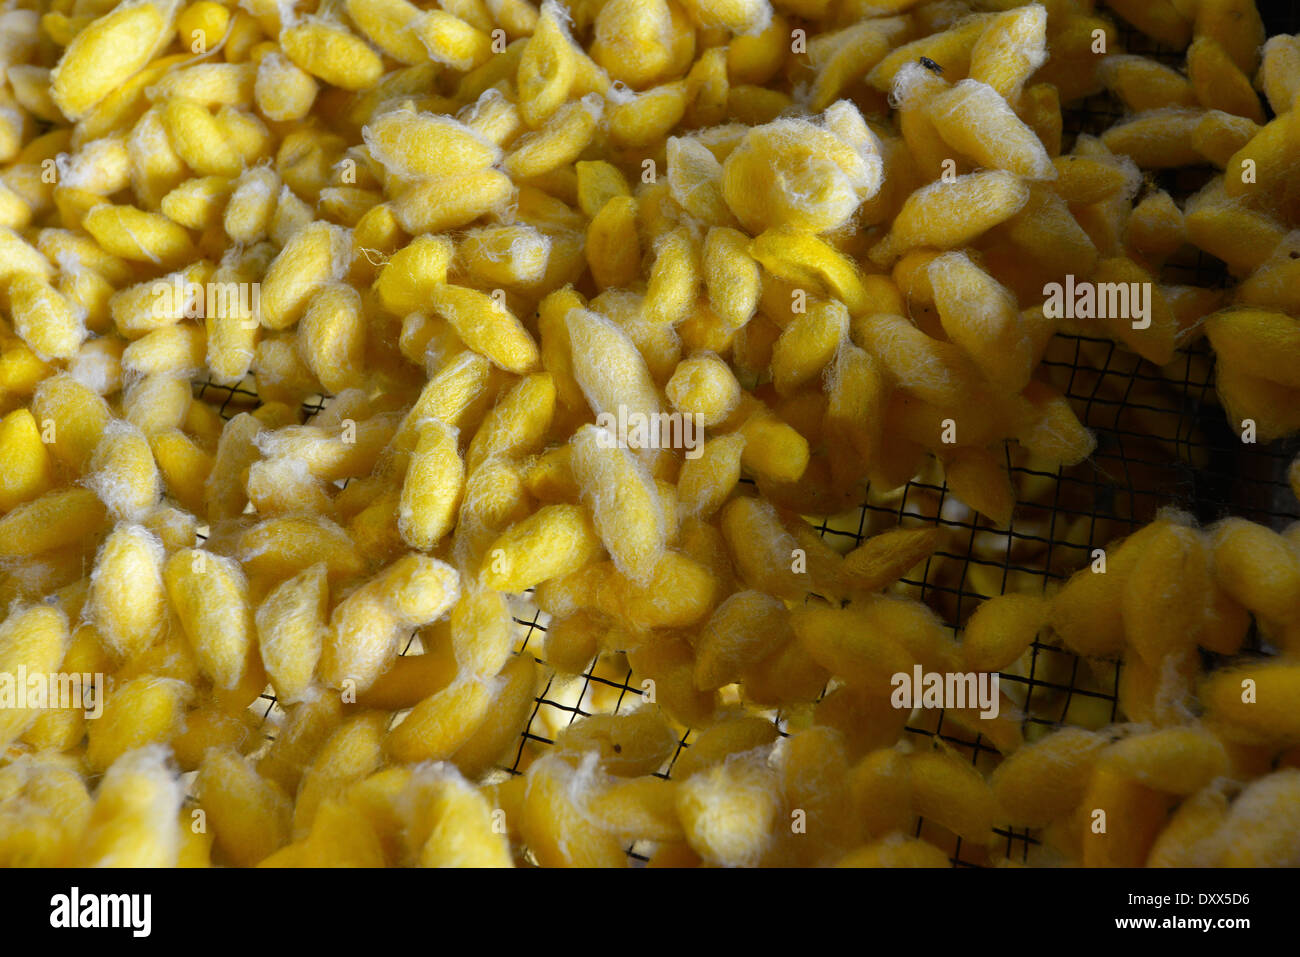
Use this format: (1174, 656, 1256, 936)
(612, 743, 622, 753)
(1290, 251, 1299, 259)
(919, 56, 943, 74)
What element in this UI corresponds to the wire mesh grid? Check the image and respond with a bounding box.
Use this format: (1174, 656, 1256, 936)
(182, 6, 1300, 867)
